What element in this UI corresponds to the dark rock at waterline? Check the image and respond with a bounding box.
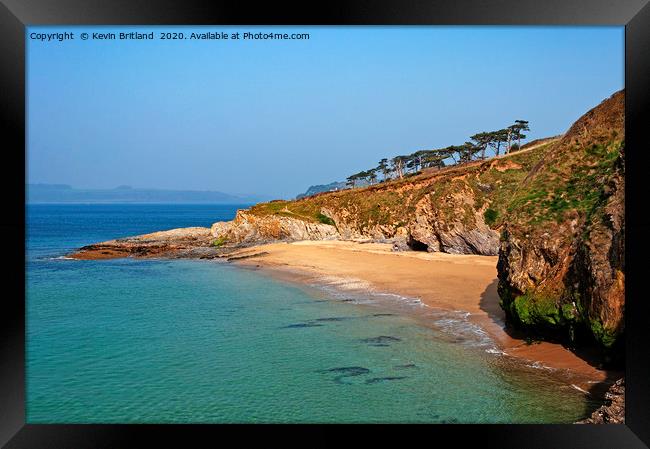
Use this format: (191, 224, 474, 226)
(361, 335, 402, 346)
(576, 378, 625, 424)
(371, 313, 394, 317)
(365, 376, 408, 384)
(69, 227, 216, 260)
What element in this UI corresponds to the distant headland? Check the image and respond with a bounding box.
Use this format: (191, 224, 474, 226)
(27, 184, 270, 204)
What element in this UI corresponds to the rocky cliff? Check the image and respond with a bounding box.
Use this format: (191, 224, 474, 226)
(213, 145, 552, 256)
(497, 90, 624, 355)
(210, 207, 340, 245)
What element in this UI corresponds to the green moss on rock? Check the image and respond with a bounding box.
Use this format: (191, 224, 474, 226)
(316, 212, 335, 226)
(483, 208, 498, 226)
(590, 319, 618, 349)
(512, 292, 561, 327)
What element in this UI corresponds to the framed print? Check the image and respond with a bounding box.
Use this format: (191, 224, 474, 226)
(1, 0, 649, 447)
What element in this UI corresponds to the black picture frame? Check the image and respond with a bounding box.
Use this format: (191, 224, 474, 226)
(2, 1, 649, 447)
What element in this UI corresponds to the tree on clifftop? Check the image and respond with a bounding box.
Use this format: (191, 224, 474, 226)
(513, 120, 530, 149)
(343, 118, 531, 187)
(390, 155, 407, 179)
(488, 129, 508, 157)
(470, 132, 493, 160)
(346, 173, 360, 188)
(442, 146, 459, 165)
(505, 120, 530, 154)
(421, 150, 446, 169)
(368, 169, 378, 184)
(458, 142, 481, 163)
(505, 126, 515, 154)
(377, 158, 391, 181)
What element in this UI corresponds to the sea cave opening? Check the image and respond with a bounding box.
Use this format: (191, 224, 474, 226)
(407, 236, 429, 252)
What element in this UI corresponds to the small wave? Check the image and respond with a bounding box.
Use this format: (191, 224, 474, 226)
(485, 347, 506, 356)
(570, 384, 591, 395)
(46, 256, 76, 260)
(309, 275, 425, 309)
(371, 292, 428, 308)
(317, 275, 372, 291)
(525, 361, 555, 371)
(431, 313, 493, 349)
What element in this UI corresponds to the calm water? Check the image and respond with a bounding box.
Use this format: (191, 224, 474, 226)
(27, 204, 594, 423)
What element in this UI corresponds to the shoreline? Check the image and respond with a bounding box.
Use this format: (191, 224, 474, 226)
(223, 240, 617, 389)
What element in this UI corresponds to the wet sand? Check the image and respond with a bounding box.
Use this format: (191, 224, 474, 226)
(226, 240, 611, 386)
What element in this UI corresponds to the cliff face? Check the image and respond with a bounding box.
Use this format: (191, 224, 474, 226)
(497, 91, 625, 352)
(213, 147, 550, 255)
(210, 208, 339, 245)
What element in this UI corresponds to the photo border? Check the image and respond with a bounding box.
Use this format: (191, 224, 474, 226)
(2, 0, 649, 446)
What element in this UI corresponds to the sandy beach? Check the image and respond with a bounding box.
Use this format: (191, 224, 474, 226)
(226, 240, 612, 386)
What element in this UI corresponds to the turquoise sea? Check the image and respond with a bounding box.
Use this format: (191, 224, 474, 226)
(26, 204, 597, 423)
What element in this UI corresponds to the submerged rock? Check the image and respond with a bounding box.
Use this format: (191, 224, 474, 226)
(394, 363, 417, 369)
(318, 366, 371, 384)
(321, 366, 370, 375)
(365, 376, 407, 384)
(361, 336, 402, 346)
(282, 322, 324, 329)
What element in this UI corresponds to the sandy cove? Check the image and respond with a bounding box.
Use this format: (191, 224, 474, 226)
(225, 239, 612, 385)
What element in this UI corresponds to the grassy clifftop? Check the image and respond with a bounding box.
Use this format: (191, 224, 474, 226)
(250, 144, 551, 241)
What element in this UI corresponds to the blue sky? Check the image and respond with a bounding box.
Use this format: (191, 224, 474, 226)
(27, 26, 624, 199)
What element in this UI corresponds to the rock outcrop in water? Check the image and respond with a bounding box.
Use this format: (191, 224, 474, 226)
(71, 227, 218, 259)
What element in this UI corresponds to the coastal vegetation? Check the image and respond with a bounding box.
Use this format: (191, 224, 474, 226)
(251, 140, 547, 237)
(212, 236, 228, 247)
(344, 120, 530, 188)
